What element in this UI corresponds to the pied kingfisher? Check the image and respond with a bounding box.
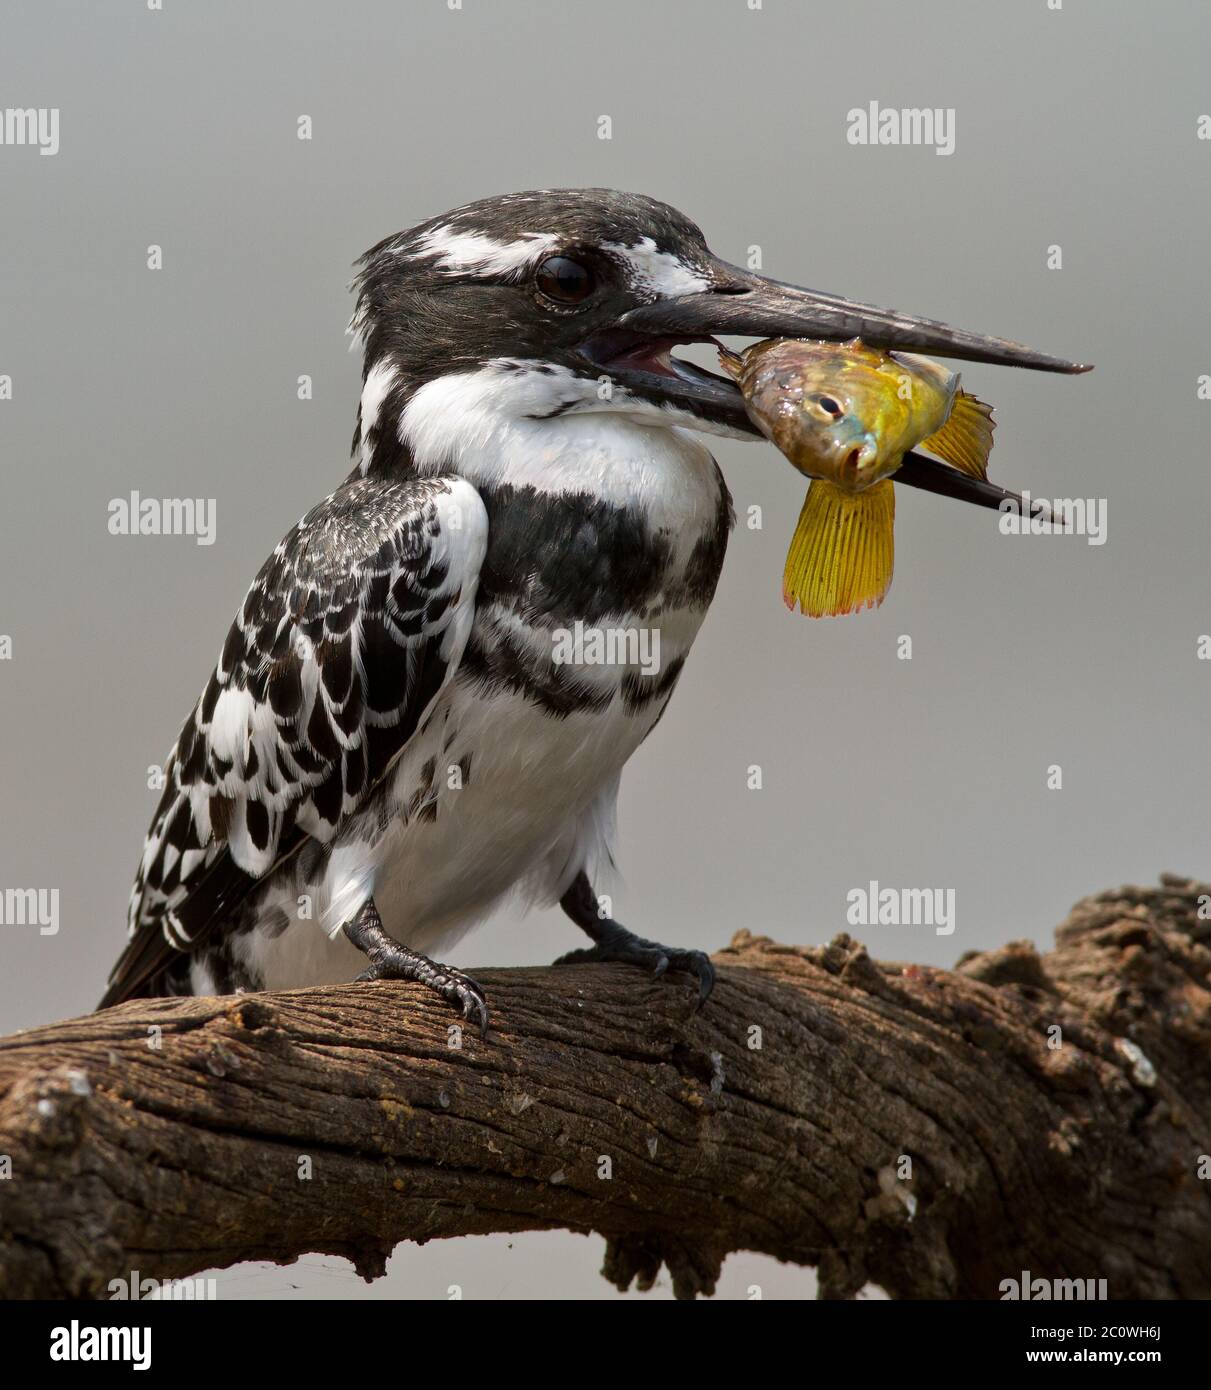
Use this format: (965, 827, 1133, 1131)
(102, 189, 1083, 1029)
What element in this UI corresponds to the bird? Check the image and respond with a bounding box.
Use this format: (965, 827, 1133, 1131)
(100, 188, 1087, 1030)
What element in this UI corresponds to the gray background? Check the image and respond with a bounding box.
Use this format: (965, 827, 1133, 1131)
(1, 0, 1207, 1299)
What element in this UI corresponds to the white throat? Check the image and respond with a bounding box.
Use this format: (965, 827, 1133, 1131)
(397, 359, 744, 506)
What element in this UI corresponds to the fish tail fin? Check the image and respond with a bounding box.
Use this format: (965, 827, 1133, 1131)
(783, 478, 895, 618)
(920, 390, 995, 479)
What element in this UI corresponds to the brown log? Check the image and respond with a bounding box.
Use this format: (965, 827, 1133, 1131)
(1, 875, 1209, 1300)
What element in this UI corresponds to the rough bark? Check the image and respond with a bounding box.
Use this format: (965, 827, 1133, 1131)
(1, 875, 1209, 1300)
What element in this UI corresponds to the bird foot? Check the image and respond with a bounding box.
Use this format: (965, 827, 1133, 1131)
(555, 922, 715, 1005)
(344, 900, 489, 1036)
(357, 948, 490, 1036)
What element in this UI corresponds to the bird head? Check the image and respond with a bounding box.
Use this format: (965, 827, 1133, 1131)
(350, 188, 1088, 505)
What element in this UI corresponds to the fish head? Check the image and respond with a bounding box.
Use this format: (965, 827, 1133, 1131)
(720, 339, 911, 491)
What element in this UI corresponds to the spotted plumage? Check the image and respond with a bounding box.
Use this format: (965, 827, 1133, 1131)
(103, 475, 485, 1003)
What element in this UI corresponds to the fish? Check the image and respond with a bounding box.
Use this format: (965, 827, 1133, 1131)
(719, 338, 994, 617)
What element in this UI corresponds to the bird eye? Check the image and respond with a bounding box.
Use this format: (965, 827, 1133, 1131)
(535, 255, 596, 306)
(816, 395, 843, 417)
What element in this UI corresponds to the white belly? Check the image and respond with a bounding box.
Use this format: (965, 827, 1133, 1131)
(364, 593, 712, 950)
(373, 681, 648, 951)
(238, 600, 707, 989)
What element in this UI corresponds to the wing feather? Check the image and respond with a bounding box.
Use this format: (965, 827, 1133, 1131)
(100, 474, 487, 1007)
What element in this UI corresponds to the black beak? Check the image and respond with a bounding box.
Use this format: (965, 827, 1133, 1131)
(580, 260, 1091, 511)
(620, 261, 1092, 373)
(894, 451, 1053, 521)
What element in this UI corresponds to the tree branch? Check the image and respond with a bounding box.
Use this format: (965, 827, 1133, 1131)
(2, 876, 1210, 1300)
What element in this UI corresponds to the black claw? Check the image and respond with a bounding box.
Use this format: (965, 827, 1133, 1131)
(554, 933, 715, 1006)
(432, 971, 489, 1038)
(556, 875, 715, 1006)
(692, 956, 716, 1007)
(344, 901, 491, 1036)
(454, 984, 490, 1038)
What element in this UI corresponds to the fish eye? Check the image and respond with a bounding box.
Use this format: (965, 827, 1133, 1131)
(535, 255, 596, 306)
(816, 395, 843, 417)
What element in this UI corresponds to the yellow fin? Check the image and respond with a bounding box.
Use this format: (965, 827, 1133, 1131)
(783, 479, 895, 618)
(920, 390, 995, 479)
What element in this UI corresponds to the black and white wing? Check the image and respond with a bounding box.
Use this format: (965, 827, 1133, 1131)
(101, 474, 487, 1007)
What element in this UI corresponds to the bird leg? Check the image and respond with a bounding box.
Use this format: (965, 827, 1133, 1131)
(343, 898, 489, 1036)
(555, 871, 715, 1004)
